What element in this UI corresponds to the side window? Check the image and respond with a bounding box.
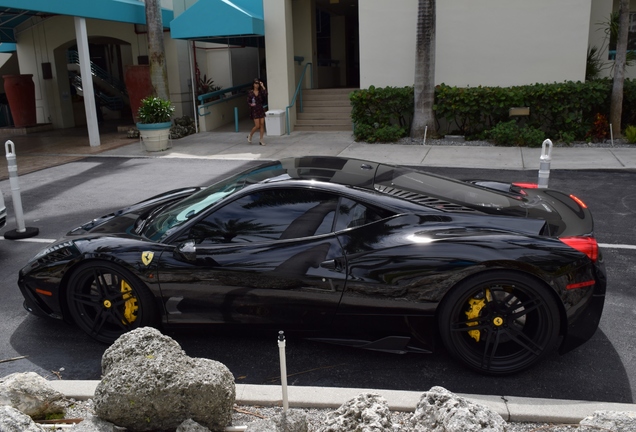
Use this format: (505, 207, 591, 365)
(190, 189, 338, 244)
(334, 197, 394, 232)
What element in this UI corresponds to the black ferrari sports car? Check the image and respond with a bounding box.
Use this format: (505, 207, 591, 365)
(18, 156, 605, 375)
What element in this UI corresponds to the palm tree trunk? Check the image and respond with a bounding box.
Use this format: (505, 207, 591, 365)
(610, 0, 630, 138)
(145, 0, 170, 100)
(411, 0, 436, 140)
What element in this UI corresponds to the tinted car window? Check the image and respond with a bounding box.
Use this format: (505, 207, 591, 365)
(191, 189, 339, 244)
(142, 161, 285, 241)
(334, 197, 395, 231)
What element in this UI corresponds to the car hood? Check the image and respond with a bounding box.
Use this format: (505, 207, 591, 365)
(66, 187, 200, 238)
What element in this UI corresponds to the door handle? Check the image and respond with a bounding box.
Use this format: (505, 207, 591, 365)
(320, 257, 344, 272)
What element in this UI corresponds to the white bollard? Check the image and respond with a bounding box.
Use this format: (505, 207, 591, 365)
(278, 331, 289, 412)
(4, 140, 39, 240)
(537, 139, 553, 189)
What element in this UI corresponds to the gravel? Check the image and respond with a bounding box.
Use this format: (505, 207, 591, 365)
(58, 398, 584, 431)
(387, 136, 636, 148)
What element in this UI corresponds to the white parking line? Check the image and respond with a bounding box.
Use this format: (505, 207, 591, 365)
(0, 237, 56, 243)
(598, 243, 636, 250)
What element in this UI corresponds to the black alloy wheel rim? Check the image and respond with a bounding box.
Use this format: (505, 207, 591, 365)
(448, 282, 556, 374)
(68, 267, 142, 342)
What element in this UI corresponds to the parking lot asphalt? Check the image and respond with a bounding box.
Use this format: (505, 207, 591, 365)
(1, 121, 636, 424)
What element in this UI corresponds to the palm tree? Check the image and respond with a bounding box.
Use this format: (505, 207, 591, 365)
(145, 0, 170, 100)
(411, 0, 436, 141)
(610, 0, 630, 138)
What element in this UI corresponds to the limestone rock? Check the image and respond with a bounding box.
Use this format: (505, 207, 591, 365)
(100, 327, 184, 375)
(579, 410, 636, 432)
(316, 393, 393, 432)
(272, 409, 308, 432)
(0, 405, 44, 432)
(94, 327, 235, 431)
(0, 372, 66, 419)
(245, 419, 278, 432)
(410, 386, 506, 432)
(176, 419, 212, 432)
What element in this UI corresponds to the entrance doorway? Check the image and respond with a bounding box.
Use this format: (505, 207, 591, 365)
(314, 0, 359, 88)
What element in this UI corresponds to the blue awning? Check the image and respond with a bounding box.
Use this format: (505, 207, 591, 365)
(0, 42, 16, 52)
(0, 0, 174, 43)
(170, 0, 264, 41)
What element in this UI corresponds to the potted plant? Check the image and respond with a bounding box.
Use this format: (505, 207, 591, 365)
(136, 96, 174, 152)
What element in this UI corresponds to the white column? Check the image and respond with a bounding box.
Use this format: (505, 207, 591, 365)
(74, 16, 100, 147)
(292, 0, 315, 89)
(264, 0, 296, 130)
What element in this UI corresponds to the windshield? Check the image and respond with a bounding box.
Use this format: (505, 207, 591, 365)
(142, 162, 284, 240)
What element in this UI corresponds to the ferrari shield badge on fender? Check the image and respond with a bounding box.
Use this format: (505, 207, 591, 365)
(142, 251, 154, 266)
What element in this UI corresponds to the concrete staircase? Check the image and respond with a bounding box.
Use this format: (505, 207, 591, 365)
(294, 88, 356, 132)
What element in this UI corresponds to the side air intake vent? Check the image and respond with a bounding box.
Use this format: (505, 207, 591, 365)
(375, 185, 479, 213)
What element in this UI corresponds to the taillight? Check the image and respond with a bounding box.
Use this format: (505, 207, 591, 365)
(559, 236, 598, 262)
(512, 182, 538, 189)
(569, 194, 588, 209)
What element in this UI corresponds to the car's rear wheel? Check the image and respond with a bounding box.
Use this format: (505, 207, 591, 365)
(438, 271, 560, 375)
(66, 261, 158, 343)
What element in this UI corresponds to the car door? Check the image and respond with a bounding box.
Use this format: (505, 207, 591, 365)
(331, 199, 440, 350)
(156, 187, 348, 330)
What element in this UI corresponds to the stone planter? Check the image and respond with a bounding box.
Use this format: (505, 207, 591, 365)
(137, 122, 171, 152)
(3, 74, 36, 127)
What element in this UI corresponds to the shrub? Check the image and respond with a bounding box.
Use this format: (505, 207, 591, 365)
(585, 113, 609, 142)
(487, 120, 544, 147)
(487, 120, 518, 146)
(558, 131, 576, 145)
(625, 125, 636, 143)
(170, 116, 196, 139)
(435, 80, 613, 141)
(350, 86, 413, 142)
(137, 96, 174, 124)
(348, 80, 636, 145)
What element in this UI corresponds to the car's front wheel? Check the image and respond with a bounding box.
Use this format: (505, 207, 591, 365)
(438, 271, 561, 375)
(66, 261, 158, 343)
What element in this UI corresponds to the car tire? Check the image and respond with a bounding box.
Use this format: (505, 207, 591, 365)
(66, 261, 158, 343)
(438, 271, 561, 375)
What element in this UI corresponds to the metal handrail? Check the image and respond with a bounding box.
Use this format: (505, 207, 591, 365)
(67, 51, 127, 94)
(285, 63, 313, 135)
(197, 83, 253, 117)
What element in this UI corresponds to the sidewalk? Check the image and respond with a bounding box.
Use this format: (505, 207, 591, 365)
(1, 123, 635, 181)
(48, 380, 636, 424)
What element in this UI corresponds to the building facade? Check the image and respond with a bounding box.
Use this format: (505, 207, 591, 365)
(0, 0, 630, 140)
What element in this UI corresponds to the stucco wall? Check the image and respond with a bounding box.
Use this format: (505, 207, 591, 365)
(360, 0, 593, 89)
(359, 0, 417, 88)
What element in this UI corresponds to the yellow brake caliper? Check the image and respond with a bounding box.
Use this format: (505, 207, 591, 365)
(120, 280, 139, 324)
(465, 289, 491, 342)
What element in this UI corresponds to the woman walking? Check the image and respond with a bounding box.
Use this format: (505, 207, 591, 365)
(247, 78, 268, 145)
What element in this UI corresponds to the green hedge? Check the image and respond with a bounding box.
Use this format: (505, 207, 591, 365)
(435, 80, 615, 140)
(350, 85, 413, 142)
(350, 79, 636, 143)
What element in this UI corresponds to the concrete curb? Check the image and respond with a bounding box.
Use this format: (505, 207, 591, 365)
(48, 380, 636, 424)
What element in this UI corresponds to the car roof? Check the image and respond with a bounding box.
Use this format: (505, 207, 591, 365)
(277, 156, 378, 189)
(255, 157, 519, 214)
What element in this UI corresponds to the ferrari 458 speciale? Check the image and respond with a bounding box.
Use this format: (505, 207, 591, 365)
(18, 156, 605, 374)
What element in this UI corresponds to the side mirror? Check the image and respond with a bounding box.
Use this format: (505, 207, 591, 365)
(175, 240, 197, 261)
